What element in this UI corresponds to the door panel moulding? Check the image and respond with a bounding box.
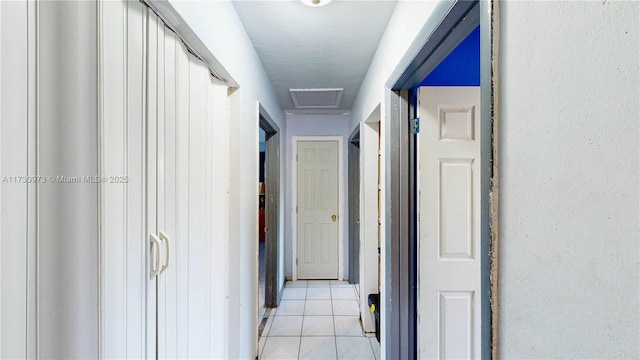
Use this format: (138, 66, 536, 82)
(383, 0, 496, 358)
(291, 136, 344, 281)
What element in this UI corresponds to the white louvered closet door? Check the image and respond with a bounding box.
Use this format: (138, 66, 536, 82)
(100, 1, 149, 358)
(150, 13, 231, 358)
(100, 1, 231, 359)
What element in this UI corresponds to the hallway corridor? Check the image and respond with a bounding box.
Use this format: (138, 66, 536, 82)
(258, 281, 380, 359)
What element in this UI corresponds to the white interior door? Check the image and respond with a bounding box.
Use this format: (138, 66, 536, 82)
(296, 140, 339, 279)
(418, 86, 481, 359)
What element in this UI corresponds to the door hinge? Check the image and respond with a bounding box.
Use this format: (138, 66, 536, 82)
(411, 118, 420, 134)
(296, 258, 298, 265)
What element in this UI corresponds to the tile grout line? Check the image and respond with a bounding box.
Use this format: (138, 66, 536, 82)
(259, 304, 276, 359)
(368, 337, 377, 360)
(331, 284, 339, 359)
(267, 281, 377, 359)
(296, 284, 307, 360)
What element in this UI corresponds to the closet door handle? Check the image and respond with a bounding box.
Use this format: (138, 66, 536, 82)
(150, 234, 162, 278)
(159, 231, 171, 274)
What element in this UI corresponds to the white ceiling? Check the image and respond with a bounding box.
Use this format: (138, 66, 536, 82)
(232, 0, 398, 114)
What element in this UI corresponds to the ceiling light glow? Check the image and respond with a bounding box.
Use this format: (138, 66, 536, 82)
(300, 0, 332, 7)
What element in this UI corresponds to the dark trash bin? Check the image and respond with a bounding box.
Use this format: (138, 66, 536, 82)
(367, 293, 380, 343)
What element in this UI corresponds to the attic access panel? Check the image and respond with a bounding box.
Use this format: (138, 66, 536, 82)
(289, 88, 343, 109)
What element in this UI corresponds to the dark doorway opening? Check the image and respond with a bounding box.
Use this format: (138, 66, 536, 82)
(348, 129, 361, 284)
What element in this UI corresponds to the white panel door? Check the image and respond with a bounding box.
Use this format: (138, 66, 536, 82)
(296, 140, 339, 279)
(418, 86, 481, 359)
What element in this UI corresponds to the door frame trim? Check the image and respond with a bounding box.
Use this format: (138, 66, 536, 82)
(291, 136, 345, 281)
(347, 127, 361, 284)
(259, 102, 282, 308)
(383, 0, 496, 358)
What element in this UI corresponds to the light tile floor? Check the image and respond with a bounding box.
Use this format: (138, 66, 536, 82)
(259, 280, 380, 360)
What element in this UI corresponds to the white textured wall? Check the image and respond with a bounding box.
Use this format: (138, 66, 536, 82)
(350, 1, 439, 133)
(359, 111, 381, 334)
(284, 114, 350, 280)
(350, 2, 440, 356)
(166, 2, 284, 358)
(499, 1, 639, 357)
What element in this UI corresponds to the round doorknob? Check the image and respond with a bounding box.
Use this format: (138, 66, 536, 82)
(331, 214, 337, 222)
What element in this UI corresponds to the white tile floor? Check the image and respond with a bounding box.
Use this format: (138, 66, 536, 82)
(259, 280, 380, 360)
